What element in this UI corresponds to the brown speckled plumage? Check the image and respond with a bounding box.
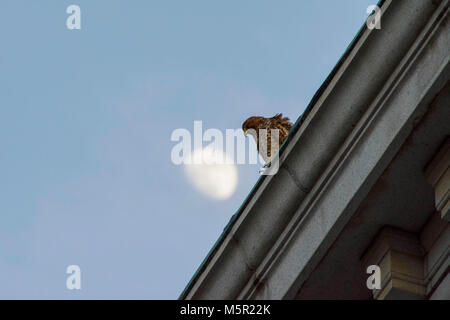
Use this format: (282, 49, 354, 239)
(242, 114, 292, 163)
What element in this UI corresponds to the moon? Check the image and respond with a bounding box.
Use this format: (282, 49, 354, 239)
(184, 146, 238, 200)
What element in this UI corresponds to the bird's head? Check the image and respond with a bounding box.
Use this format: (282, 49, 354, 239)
(242, 116, 263, 136)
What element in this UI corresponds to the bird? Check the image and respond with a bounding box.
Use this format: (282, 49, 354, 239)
(242, 114, 292, 165)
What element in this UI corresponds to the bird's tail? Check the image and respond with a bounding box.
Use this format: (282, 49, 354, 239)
(272, 113, 291, 124)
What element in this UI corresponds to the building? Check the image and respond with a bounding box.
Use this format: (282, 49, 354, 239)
(181, 0, 450, 300)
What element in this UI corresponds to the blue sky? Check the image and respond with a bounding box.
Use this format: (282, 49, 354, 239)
(0, 0, 375, 299)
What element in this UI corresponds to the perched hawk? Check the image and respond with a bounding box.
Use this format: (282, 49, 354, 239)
(242, 114, 292, 164)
